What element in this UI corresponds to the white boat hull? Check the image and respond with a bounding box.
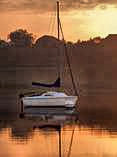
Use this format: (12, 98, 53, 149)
(22, 96, 77, 108)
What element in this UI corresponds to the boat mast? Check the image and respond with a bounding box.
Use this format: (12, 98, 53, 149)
(58, 2, 79, 97)
(58, 127, 62, 157)
(56, 1, 61, 79)
(57, 1, 60, 40)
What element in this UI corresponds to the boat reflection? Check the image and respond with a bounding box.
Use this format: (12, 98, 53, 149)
(10, 110, 78, 157)
(24, 106, 78, 116)
(10, 107, 78, 141)
(0, 109, 117, 157)
(19, 108, 78, 157)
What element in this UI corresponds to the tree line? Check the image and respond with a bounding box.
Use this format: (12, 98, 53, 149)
(0, 28, 116, 49)
(0, 29, 34, 48)
(0, 28, 102, 48)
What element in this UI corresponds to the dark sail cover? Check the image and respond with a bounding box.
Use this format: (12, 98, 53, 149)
(32, 77, 60, 88)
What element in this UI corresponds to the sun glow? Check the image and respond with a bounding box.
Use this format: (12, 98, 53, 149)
(0, 5, 117, 41)
(61, 5, 117, 41)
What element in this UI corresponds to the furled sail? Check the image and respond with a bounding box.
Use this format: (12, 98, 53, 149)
(32, 77, 60, 88)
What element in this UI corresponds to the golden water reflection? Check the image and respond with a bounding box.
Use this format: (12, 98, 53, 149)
(0, 125, 117, 157)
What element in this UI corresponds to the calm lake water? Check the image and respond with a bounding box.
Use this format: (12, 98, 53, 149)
(0, 89, 117, 157)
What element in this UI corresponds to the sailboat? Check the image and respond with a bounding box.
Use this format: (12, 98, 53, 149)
(20, 1, 78, 108)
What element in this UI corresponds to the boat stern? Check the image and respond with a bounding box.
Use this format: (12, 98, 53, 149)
(65, 96, 78, 108)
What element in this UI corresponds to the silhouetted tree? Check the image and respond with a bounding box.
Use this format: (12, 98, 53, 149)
(92, 36, 102, 44)
(8, 29, 34, 47)
(34, 35, 61, 48)
(67, 41, 73, 46)
(0, 39, 9, 48)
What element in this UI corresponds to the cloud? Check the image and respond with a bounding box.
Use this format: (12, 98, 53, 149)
(0, 0, 117, 13)
(0, 0, 56, 13)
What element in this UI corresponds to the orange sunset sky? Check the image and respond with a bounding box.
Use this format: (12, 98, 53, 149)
(0, 0, 117, 42)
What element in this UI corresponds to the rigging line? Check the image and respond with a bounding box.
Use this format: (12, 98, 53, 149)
(48, 11, 54, 34)
(59, 19, 80, 98)
(51, 9, 56, 35)
(57, 46, 61, 78)
(67, 126, 75, 157)
(59, 18, 64, 41)
(59, 18, 67, 90)
(48, 2, 56, 35)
